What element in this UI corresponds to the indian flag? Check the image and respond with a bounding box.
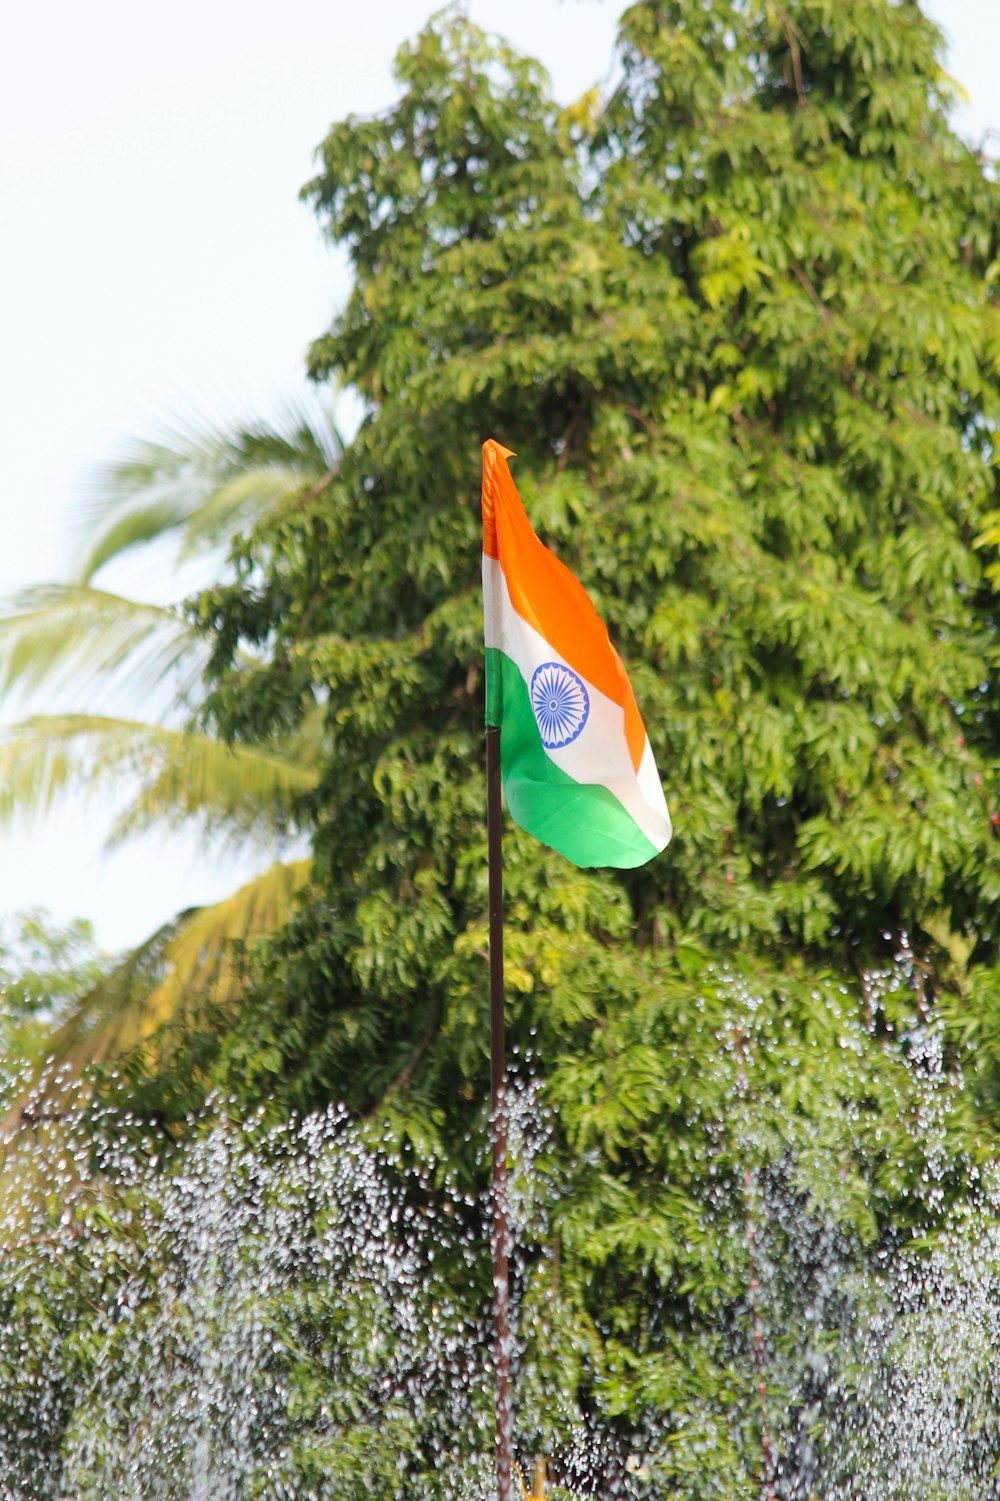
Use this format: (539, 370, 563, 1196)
(482, 439, 672, 869)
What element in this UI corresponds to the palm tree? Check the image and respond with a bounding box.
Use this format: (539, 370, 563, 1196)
(0, 394, 343, 1097)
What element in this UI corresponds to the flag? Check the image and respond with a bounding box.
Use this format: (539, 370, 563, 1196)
(482, 439, 672, 869)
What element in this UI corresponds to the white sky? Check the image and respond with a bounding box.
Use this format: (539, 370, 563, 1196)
(0, 0, 997, 952)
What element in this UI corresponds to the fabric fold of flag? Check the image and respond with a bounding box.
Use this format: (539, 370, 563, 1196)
(482, 438, 672, 869)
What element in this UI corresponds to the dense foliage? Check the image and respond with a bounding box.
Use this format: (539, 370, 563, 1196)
(197, 0, 1000, 1119)
(127, 0, 1000, 1488)
(8, 1, 1000, 1495)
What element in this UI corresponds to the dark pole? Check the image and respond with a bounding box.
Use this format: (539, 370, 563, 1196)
(486, 724, 513, 1501)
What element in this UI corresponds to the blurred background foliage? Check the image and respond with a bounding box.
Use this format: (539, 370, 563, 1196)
(3, 0, 1000, 1494)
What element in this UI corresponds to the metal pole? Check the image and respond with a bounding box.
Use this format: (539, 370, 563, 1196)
(487, 724, 513, 1501)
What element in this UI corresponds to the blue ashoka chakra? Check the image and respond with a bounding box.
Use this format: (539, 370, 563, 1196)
(530, 661, 590, 749)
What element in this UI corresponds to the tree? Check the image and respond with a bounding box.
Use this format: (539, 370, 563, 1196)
(0, 911, 108, 1083)
(171, 3, 1000, 1492)
(0, 910, 112, 1242)
(0, 397, 341, 1093)
(6, 3, 1000, 1495)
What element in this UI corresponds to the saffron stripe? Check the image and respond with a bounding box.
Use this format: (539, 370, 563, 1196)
(481, 440, 645, 771)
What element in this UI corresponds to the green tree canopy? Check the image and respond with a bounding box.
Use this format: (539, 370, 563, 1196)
(64, 1, 1000, 1492)
(198, 0, 1000, 1124)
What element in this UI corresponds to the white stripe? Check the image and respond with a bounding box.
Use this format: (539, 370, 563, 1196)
(484, 556, 671, 852)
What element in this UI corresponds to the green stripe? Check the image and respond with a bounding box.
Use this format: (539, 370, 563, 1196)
(487, 648, 658, 869)
(485, 634, 503, 727)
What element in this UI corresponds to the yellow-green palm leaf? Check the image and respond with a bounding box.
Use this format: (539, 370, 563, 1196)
(0, 394, 336, 1144)
(0, 715, 319, 846)
(75, 396, 344, 583)
(46, 858, 314, 1069)
(0, 860, 313, 1217)
(0, 585, 202, 708)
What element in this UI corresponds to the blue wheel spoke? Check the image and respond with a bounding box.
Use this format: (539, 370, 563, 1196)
(529, 662, 590, 749)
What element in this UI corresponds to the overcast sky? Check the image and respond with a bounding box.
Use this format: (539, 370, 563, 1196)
(0, 0, 997, 952)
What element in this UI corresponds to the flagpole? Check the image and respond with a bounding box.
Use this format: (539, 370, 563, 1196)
(486, 723, 513, 1501)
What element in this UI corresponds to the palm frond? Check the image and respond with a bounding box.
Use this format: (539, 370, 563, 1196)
(107, 724, 320, 846)
(0, 715, 318, 845)
(175, 465, 319, 557)
(0, 916, 184, 1161)
(0, 585, 202, 708)
(76, 395, 345, 583)
(142, 857, 314, 1027)
(0, 859, 314, 1168)
(11, 860, 313, 1091)
(30, 917, 187, 1079)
